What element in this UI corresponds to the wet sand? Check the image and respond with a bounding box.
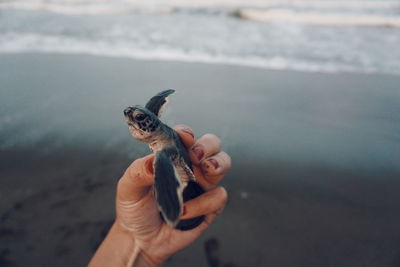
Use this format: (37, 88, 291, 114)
(1, 53, 400, 267)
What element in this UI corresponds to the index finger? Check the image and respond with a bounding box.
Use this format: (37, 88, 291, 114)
(173, 124, 196, 148)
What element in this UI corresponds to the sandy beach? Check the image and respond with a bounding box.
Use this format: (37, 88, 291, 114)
(1, 53, 400, 267)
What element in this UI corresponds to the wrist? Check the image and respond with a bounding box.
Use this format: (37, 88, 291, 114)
(132, 251, 159, 267)
(113, 221, 160, 267)
(88, 221, 136, 267)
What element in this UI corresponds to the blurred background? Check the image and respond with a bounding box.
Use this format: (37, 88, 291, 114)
(1, 0, 400, 266)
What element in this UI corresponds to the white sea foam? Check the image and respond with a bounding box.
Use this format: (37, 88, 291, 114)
(0, 1, 173, 15)
(3, 0, 400, 8)
(1, 0, 399, 13)
(1, 1, 399, 76)
(0, 33, 386, 74)
(236, 9, 400, 27)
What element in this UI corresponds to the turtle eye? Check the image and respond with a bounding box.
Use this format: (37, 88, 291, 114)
(135, 113, 147, 121)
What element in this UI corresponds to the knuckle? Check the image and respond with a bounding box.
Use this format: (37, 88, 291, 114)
(116, 176, 131, 202)
(174, 124, 193, 134)
(125, 156, 153, 184)
(221, 152, 232, 169)
(203, 133, 221, 145)
(127, 159, 142, 180)
(173, 124, 190, 130)
(116, 177, 125, 194)
(217, 186, 228, 204)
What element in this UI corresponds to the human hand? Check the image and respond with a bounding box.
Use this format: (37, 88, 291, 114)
(115, 125, 231, 266)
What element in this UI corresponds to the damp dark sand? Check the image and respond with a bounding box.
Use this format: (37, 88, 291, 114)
(1, 53, 400, 267)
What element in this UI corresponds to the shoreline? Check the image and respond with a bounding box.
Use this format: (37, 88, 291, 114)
(2, 51, 400, 78)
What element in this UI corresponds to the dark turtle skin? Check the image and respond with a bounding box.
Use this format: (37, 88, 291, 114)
(123, 89, 205, 231)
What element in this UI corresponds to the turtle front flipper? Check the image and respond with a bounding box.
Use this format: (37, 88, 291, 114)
(145, 89, 175, 118)
(154, 146, 206, 230)
(154, 147, 184, 227)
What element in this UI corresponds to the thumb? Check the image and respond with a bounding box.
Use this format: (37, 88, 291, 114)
(117, 154, 155, 203)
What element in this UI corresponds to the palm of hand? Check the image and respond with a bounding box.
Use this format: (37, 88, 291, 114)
(117, 186, 202, 263)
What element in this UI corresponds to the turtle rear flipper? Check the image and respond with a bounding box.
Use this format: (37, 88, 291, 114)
(154, 147, 205, 230)
(176, 181, 205, 231)
(145, 89, 175, 118)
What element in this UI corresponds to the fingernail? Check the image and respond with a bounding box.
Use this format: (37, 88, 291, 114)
(145, 157, 154, 174)
(207, 158, 219, 169)
(191, 145, 204, 161)
(181, 127, 194, 139)
(201, 159, 219, 173)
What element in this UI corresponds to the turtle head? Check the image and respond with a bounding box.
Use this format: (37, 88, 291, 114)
(124, 105, 161, 142)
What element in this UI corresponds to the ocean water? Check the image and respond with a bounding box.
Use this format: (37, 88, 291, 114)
(0, 0, 400, 75)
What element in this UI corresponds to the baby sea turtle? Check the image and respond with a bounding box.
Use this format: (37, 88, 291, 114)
(123, 89, 205, 231)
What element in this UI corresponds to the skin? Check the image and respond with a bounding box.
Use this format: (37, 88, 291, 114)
(88, 125, 232, 267)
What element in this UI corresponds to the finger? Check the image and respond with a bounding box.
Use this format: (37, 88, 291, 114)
(173, 124, 195, 148)
(202, 212, 218, 227)
(189, 134, 221, 164)
(181, 186, 228, 219)
(179, 210, 220, 239)
(117, 154, 154, 202)
(200, 151, 232, 186)
(172, 212, 219, 242)
(192, 212, 219, 233)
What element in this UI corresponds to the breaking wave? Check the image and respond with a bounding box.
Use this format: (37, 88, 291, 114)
(0, 32, 395, 74)
(1, 0, 400, 10)
(236, 9, 400, 27)
(0, 1, 173, 15)
(1, 0, 399, 75)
